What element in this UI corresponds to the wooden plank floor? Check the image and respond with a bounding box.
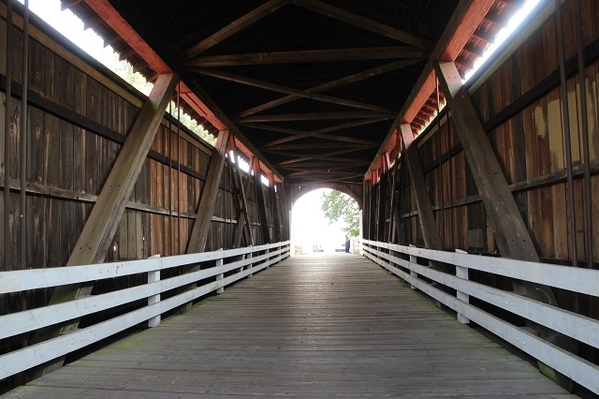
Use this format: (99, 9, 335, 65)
(4, 253, 573, 398)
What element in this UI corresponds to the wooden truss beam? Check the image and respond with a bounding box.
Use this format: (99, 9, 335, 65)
(268, 173, 283, 242)
(399, 124, 443, 250)
(264, 142, 373, 151)
(435, 61, 537, 261)
(273, 150, 369, 166)
(230, 138, 254, 248)
(193, 68, 392, 113)
(31, 72, 178, 376)
(186, 47, 428, 68)
(237, 111, 395, 123)
(71, 73, 177, 265)
(253, 158, 271, 243)
(238, 59, 421, 118)
(278, 161, 369, 168)
(293, 0, 433, 50)
(187, 129, 231, 253)
(254, 120, 382, 147)
(435, 60, 574, 386)
(184, 0, 290, 59)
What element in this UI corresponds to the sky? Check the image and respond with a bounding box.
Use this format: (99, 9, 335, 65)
(18, 0, 541, 254)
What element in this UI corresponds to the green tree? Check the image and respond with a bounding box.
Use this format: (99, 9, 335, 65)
(320, 190, 360, 237)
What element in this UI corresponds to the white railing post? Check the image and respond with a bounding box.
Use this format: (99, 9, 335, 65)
(409, 244, 417, 289)
(389, 249, 395, 271)
(148, 268, 161, 328)
(248, 250, 253, 277)
(265, 248, 271, 268)
(238, 254, 245, 273)
(216, 257, 224, 294)
(455, 249, 470, 324)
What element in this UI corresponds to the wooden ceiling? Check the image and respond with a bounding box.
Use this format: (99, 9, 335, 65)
(62, 0, 523, 186)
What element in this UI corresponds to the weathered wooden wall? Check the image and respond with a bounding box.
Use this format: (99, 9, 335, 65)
(363, 0, 599, 333)
(0, 5, 287, 309)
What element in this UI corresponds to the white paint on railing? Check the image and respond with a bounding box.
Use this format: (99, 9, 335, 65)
(216, 257, 225, 294)
(362, 240, 599, 395)
(148, 269, 161, 328)
(364, 240, 599, 297)
(455, 248, 470, 324)
(409, 244, 417, 290)
(0, 241, 290, 381)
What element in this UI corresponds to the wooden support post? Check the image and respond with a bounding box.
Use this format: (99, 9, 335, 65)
(268, 173, 282, 242)
(31, 73, 178, 376)
(400, 124, 443, 251)
(230, 137, 254, 248)
(180, 130, 230, 313)
(377, 159, 388, 242)
(364, 175, 369, 240)
(71, 73, 178, 266)
(387, 135, 401, 242)
(435, 60, 575, 386)
(279, 181, 290, 241)
(253, 158, 271, 243)
(187, 129, 230, 253)
(231, 165, 253, 247)
(400, 123, 446, 308)
(434, 62, 539, 262)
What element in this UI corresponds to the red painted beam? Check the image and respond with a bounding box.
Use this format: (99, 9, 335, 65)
(83, 0, 227, 132)
(367, 0, 497, 178)
(78, 0, 291, 179)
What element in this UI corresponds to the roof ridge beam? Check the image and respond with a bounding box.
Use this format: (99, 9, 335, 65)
(186, 47, 429, 67)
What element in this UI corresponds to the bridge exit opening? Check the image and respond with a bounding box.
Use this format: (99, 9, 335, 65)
(290, 189, 361, 256)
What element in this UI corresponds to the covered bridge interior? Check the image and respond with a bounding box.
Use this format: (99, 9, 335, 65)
(1, 0, 599, 396)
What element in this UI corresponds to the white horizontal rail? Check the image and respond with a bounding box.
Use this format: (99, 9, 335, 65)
(365, 240, 599, 296)
(362, 240, 599, 395)
(0, 243, 286, 294)
(0, 242, 290, 380)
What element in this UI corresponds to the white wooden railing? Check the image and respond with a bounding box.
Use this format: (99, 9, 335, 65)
(0, 241, 290, 380)
(363, 239, 599, 395)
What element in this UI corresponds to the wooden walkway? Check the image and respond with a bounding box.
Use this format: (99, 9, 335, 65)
(4, 253, 572, 398)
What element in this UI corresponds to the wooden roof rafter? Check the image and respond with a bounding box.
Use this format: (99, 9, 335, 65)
(290, 0, 434, 50)
(184, 0, 291, 59)
(193, 68, 393, 113)
(186, 47, 429, 68)
(238, 111, 395, 123)
(244, 123, 380, 147)
(237, 58, 422, 118)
